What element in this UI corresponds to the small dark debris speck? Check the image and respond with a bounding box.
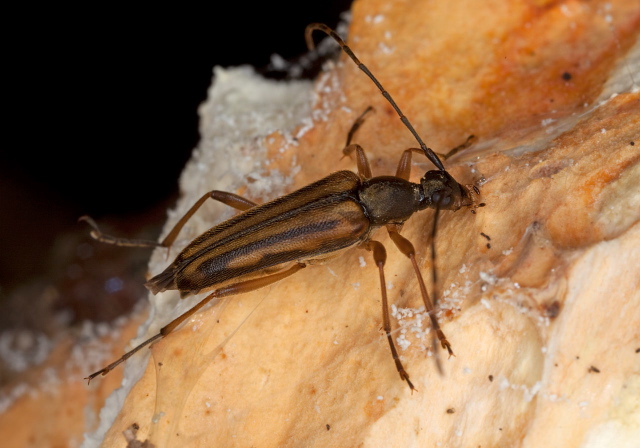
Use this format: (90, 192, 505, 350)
(630, 141, 635, 146)
(544, 301, 560, 318)
(562, 72, 572, 81)
(480, 232, 491, 241)
(326, 424, 331, 431)
(636, 348, 640, 353)
(489, 375, 494, 382)
(486, 243, 491, 249)
(589, 366, 601, 373)
(447, 408, 456, 414)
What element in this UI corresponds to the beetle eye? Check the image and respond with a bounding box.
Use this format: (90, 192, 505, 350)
(432, 191, 451, 207)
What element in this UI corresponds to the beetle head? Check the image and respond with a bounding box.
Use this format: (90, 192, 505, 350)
(419, 170, 471, 211)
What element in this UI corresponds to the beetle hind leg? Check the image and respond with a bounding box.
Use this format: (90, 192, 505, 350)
(158, 190, 258, 249)
(78, 215, 163, 248)
(86, 262, 306, 383)
(80, 190, 259, 251)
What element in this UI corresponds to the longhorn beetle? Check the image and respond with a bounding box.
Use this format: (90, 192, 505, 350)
(81, 23, 482, 391)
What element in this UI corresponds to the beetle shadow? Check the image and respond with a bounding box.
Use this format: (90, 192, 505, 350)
(146, 288, 273, 445)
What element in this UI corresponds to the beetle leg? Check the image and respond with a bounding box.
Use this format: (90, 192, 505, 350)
(161, 262, 305, 334)
(86, 262, 306, 383)
(395, 134, 477, 180)
(394, 148, 423, 180)
(344, 106, 374, 147)
(395, 150, 413, 181)
(386, 226, 454, 359)
(342, 144, 373, 180)
(364, 240, 415, 391)
(341, 107, 375, 180)
(80, 191, 258, 249)
(436, 134, 477, 161)
(78, 215, 165, 248)
(159, 191, 257, 248)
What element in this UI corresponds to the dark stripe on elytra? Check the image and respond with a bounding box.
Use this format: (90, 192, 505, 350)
(197, 219, 343, 276)
(176, 219, 361, 291)
(176, 172, 361, 264)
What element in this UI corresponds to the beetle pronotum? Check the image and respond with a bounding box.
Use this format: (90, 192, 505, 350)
(82, 23, 481, 391)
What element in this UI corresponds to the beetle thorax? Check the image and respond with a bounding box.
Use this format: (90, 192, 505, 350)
(358, 176, 422, 225)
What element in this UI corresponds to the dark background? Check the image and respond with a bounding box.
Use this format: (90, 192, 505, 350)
(0, 3, 353, 329)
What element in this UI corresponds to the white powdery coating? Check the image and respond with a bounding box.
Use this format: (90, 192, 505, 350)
(582, 420, 640, 448)
(82, 66, 314, 448)
(596, 30, 639, 99)
(497, 376, 543, 403)
(391, 305, 437, 350)
(0, 316, 131, 416)
(0, 382, 29, 414)
(0, 329, 52, 373)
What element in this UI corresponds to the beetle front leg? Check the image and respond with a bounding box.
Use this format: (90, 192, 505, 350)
(364, 240, 415, 391)
(386, 225, 454, 359)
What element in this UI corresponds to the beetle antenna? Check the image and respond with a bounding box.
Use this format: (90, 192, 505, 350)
(306, 23, 446, 171)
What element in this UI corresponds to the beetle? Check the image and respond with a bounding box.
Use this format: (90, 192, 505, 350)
(82, 23, 481, 391)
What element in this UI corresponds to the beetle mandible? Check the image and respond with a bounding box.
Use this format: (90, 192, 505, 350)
(82, 23, 482, 391)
